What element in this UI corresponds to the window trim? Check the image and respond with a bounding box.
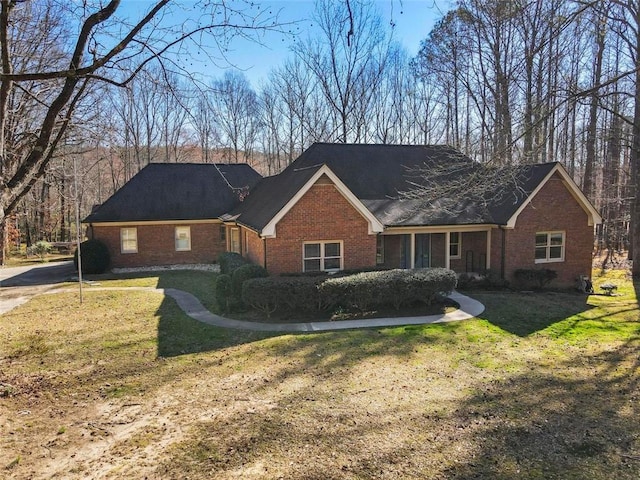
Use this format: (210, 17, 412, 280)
(302, 240, 344, 273)
(535, 231, 565, 264)
(175, 226, 191, 252)
(449, 232, 461, 259)
(120, 227, 138, 254)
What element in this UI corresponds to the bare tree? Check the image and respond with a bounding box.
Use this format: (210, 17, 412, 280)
(0, 0, 281, 262)
(292, 0, 391, 143)
(210, 70, 261, 163)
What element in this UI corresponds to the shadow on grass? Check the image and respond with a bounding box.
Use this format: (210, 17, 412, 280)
(157, 320, 640, 479)
(152, 270, 274, 357)
(441, 336, 640, 479)
(472, 290, 597, 336)
(151, 270, 634, 355)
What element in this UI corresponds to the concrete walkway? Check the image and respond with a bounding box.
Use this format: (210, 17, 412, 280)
(48, 286, 485, 333)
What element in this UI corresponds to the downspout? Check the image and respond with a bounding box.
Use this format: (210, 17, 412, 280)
(263, 237, 267, 270)
(500, 226, 506, 280)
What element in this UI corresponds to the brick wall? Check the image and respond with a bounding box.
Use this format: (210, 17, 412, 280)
(263, 178, 377, 275)
(90, 222, 225, 268)
(450, 231, 488, 272)
(497, 173, 594, 286)
(243, 227, 265, 267)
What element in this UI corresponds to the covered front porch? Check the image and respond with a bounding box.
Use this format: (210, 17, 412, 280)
(377, 226, 493, 274)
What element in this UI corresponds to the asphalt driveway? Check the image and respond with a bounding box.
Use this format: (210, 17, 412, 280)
(0, 261, 75, 314)
(0, 261, 75, 287)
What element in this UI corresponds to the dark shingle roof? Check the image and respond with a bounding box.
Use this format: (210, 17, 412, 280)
(84, 163, 262, 223)
(230, 143, 559, 231)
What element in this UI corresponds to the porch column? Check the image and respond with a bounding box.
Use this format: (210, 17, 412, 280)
(410, 233, 415, 269)
(445, 231, 451, 270)
(486, 228, 491, 270)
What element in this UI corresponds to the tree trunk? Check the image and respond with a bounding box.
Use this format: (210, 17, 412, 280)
(584, 12, 606, 200)
(631, 7, 640, 273)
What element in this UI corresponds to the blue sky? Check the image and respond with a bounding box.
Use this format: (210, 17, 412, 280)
(117, 0, 451, 86)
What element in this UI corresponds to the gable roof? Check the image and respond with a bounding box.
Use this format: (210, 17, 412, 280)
(230, 143, 595, 233)
(84, 163, 262, 223)
(503, 162, 602, 227)
(227, 143, 474, 232)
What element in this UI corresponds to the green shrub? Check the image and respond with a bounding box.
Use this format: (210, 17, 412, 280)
(242, 268, 458, 316)
(217, 252, 249, 275)
(215, 274, 233, 312)
(319, 268, 457, 312)
(242, 276, 324, 316)
(29, 240, 53, 261)
(513, 268, 557, 289)
(231, 264, 269, 302)
(333, 265, 390, 277)
(457, 270, 509, 291)
(73, 239, 110, 274)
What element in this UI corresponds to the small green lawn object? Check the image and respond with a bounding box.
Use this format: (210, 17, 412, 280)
(600, 283, 617, 296)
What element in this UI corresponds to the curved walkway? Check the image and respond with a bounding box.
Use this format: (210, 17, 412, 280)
(53, 287, 485, 333)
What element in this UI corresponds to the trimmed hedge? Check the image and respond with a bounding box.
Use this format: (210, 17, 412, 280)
(215, 274, 233, 312)
(231, 264, 268, 301)
(241, 267, 458, 316)
(242, 276, 324, 317)
(74, 239, 110, 274)
(320, 268, 457, 312)
(217, 252, 249, 275)
(513, 268, 557, 289)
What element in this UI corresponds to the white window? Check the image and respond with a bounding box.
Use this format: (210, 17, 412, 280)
(230, 228, 240, 253)
(175, 226, 191, 251)
(120, 227, 137, 254)
(535, 231, 565, 263)
(303, 241, 343, 272)
(449, 232, 461, 259)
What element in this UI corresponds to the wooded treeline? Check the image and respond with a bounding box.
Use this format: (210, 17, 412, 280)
(7, 0, 640, 267)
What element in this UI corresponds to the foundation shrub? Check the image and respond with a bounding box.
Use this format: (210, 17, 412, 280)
(74, 239, 110, 274)
(231, 264, 269, 302)
(320, 268, 457, 312)
(514, 268, 557, 289)
(242, 277, 324, 316)
(214, 274, 233, 312)
(217, 252, 249, 275)
(243, 268, 458, 316)
(457, 270, 509, 291)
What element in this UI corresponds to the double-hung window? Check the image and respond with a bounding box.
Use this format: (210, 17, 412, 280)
(535, 231, 565, 263)
(175, 226, 191, 251)
(120, 227, 138, 254)
(303, 241, 343, 272)
(449, 232, 461, 259)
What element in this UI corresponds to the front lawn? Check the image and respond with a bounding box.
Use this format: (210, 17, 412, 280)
(0, 269, 638, 479)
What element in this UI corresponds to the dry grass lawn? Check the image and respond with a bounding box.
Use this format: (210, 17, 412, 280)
(0, 269, 638, 479)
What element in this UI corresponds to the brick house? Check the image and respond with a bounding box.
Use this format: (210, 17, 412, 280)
(83, 163, 261, 268)
(85, 144, 601, 286)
